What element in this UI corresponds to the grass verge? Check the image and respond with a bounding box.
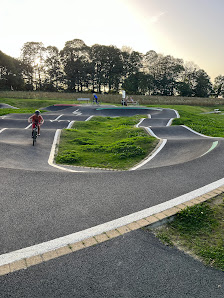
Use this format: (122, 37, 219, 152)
(151, 105, 224, 138)
(150, 196, 224, 271)
(55, 116, 158, 170)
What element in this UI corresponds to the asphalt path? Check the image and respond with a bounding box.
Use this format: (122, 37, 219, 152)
(1, 104, 224, 296)
(1, 230, 224, 298)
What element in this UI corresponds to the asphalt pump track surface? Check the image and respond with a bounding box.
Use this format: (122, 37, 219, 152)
(1, 104, 224, 267)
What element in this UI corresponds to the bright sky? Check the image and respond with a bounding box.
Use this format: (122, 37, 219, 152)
(1, 0, 224, 81)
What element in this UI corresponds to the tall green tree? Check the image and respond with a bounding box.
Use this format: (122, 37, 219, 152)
(213, 75, 224, 97)
(122, 72, 154, 95)
(0, 51, 26, 90)
(193, 69, 212, 97)
(154, 55, 184, 95)
(20, 42, 46, 90)
(44, 46, 64, 91)
(60, 39, 90, 92)
(90, 45, 124, 93)
(105, 46, 123, 92)
(176, 62, 199, 96)
(121, 49, 143, 78)
(143, 52, 184, 95)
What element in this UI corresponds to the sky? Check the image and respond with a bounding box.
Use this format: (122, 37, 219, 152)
(1, 0, 224, 81)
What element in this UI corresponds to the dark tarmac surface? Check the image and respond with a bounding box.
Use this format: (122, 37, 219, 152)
(1, 104, 224, 297)
(1, 230, 224, 298)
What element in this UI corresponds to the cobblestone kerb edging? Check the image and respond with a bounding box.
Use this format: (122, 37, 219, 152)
(1, 186, 224, 276)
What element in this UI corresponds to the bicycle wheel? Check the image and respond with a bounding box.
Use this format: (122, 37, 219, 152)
(32, 128, 37, 146)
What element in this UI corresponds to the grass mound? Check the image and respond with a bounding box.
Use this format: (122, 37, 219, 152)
(55, 116, 158, 170)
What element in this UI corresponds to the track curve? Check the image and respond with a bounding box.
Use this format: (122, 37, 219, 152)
(1, 105, 224, 260)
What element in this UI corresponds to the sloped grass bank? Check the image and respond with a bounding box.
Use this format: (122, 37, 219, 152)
(0, 98, 75, 110)
(0, 108, 46, 116)
(151, 197, 224, 271)
(55, 116, 158, 170)
(157, 105, 224, 138)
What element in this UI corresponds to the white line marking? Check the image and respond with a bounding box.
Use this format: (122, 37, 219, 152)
(135, 118, 145, 127)
(50, 120, 70, 123)
(67, 121, 74, 129)
(1, 176, 224, 266)
(181, 125, 222, 139)
(25, 123, 32, 129)
(172, 109, 180, 118)
(55, 114, 63, 121)
(130, 139, 167, 170)
(167, 118, 173, 126)
(73, 109, 82, 116)
(0, 128, 7, 134)
(85, 115, 93, 121)
(145, 127, 160, 139)
(48, 129, 85, 172)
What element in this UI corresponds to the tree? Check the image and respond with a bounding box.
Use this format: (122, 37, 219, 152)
(44, 46, 64, 91)
(105, 46, 123, 92)
(121, 49, 143, 78)
(122, 72, 154, 95)
(213, 75, 224, 97)
(176, 61, 199, 96)
(176, 82, 194, 97)
(143, 50, 158, 73)
(20, 42, 46, 90)
(0, 51, 26, 90)
(193, 69, 212, 97)
(147, 54, 184, 95)
(90, 45, 124, 93)
(60, 39, 90, 92)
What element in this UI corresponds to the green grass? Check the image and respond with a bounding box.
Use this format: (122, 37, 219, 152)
(152, 105, 224, 137)
(0, 108, 47, 116)
(0, 97, 76, 109)
(0, 97, 80, 117)
(55, 116, 158, 170)
(151, 198, 224, 271)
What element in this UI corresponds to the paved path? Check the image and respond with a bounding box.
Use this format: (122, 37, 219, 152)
(0, 104, 223, 296)
(1, 230, 224, 298)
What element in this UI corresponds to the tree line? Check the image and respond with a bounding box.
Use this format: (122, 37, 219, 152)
(1, 38, 224, 97)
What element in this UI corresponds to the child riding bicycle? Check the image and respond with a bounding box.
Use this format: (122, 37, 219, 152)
(28, 110, 44, 136)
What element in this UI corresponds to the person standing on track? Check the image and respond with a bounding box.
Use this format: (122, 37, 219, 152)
(28, 110, 44, 136)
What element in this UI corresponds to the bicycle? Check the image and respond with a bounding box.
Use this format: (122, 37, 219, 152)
(32, 123, 38, 146)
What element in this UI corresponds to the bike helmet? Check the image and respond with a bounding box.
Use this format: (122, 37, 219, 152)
(35, 110, 40, 115)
